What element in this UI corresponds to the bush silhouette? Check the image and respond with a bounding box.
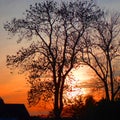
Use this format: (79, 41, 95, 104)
(93, 99, 120, 120)
(68, 96, 120, 120)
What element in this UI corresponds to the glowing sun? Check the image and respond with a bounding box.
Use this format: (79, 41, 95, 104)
(65, 65, 93, 99)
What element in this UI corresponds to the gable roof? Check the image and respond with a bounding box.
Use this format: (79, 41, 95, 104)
(0, 103, 30, 120)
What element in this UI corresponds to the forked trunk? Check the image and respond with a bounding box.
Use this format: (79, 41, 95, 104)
(104, 82, 110, 101)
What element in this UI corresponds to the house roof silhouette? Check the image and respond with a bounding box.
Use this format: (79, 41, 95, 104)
(0, 98, 30, 120)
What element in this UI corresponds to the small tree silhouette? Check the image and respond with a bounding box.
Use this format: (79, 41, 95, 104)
(0, 97, 4, 105)
(67, 95, 96, 120)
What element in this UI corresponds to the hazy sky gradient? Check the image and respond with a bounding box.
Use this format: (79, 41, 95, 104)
(0, 0, 120, 116)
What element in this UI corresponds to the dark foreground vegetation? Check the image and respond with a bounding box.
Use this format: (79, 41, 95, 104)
(72, 99, 120, 120)
(31, 97, 120, 120)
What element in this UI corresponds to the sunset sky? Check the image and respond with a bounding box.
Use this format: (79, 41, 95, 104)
(0, 0, 120, 116)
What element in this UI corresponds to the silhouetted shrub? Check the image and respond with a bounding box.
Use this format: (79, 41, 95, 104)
(69, 95, 96, 120)
(0, 97, 4, 105)
(94, 99, 120, 120)
(68, 97, 120, 120)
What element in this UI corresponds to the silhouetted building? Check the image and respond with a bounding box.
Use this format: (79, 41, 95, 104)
(0, 98, 30, 120)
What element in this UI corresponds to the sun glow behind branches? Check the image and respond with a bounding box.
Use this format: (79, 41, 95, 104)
(66, 87, 86, 100)
(65, 65, 94, 100)
(65, 79, 87, 100)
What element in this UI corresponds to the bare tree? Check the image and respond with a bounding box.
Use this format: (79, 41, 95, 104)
(80, 12, 120, 101)
(4, 0, 103, 118)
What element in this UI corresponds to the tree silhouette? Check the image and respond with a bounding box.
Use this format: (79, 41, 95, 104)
(67, 95, 96, 120)
(4, 0, 103, 118)
(79, 12, 120, 101)
(67, 96, 120, 120)
(0, 97, 4, 105)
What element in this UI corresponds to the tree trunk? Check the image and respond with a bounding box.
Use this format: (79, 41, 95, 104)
(54, 85, 61, 119)
(108, 59, 114, 101)
(104, 82, 110, 101)
(107, 51, 114, 101)
(59, 84, 64, 116)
